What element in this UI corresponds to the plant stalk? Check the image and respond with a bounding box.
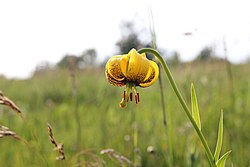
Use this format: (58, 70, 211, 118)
(138, 48, 215, 167)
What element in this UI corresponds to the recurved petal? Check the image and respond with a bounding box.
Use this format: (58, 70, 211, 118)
(139, 61, 159, 88)
(126, 49, 150, 83)
(105, 68, 126, 87)
(120, 54, 129, 77)
(106, 55, 126, 82)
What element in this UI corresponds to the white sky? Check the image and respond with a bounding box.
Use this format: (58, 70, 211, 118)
(0, 0, 250, 79)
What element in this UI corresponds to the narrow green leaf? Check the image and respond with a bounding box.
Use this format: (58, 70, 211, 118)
(214, 110, 224, 161)
(191, 83, 201, 130)
(216, 150, 232, 167)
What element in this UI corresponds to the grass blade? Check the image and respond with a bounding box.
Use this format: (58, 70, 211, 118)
(191, 83, 201, 130)
(216, 150, 232, 167)
(214, 110, 224, 161)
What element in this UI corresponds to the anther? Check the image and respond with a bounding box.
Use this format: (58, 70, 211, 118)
(137, 92, 140, 103)
(123, 91, 126, 99)
(130, 92, 133, 101)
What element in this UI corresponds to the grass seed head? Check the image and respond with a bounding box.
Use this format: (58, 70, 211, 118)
(47, 123, 65, 160)
(0, 91, 23, 119)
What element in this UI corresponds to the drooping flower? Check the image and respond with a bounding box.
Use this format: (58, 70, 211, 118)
(105, 48, 159, 108)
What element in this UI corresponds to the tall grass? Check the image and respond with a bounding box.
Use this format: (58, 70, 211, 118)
(0, 61, 249, 166)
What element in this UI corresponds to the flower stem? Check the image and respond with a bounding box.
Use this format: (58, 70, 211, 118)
(138, 48, 215, 167)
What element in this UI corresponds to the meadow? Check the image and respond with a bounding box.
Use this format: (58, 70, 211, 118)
(0, 60, 250, 167)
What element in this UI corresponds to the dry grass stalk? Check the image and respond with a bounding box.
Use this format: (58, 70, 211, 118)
(100, 148, 134, 167)
(0, 91, 23, 118)
(0, 125, 30, 147)
(47, 123, 66, 160)
(0, 125, 22, 140)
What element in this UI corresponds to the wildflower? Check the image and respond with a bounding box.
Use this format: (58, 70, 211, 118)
(105, 48, 159, 108)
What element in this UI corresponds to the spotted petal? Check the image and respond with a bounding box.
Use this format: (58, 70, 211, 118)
(105, 55, 126, 86)
(124, 49, 150, 84)
(139, 61, 159, 88)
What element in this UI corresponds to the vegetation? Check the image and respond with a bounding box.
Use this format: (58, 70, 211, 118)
(0, 58, 250, 166)
(1, 18, 249, 167)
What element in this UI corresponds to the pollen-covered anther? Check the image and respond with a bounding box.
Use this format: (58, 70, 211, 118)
(130, 92, 133, 101)
(134, 92, 140, 104)
(137, 92, 140, 103)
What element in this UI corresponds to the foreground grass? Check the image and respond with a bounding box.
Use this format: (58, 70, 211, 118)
(0, 61, 250, 166)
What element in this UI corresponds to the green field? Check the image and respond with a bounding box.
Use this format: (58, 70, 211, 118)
(0, 61, 250, 167)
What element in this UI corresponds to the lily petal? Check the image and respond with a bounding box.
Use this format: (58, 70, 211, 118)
(120, 54, 129, 77)
(105, 69, 126, 86)
(126, 49, 150, 83)
(106, 55, 126, 81)
(105, 55, 126, 86)
(139, 61, 159, 88)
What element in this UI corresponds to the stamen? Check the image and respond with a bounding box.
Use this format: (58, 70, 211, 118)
(120, 91, 127, 108)
(124, 90, 129, 102)
(135, 95, 138, 104)
(123, 91, 126, 99)
(137, 92, 140, 103)
(130, 92, 133, 101)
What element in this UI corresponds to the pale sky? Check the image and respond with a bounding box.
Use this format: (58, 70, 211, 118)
(0, 0, 250, 79)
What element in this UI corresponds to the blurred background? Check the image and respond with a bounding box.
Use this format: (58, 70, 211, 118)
(0, 0, 250, 78)
(0, 0, 250, 166)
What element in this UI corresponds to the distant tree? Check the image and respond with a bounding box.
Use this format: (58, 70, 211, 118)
(35, 61, 53, 70)
(114, 20, 170, 66)
(78, 48, 97, 68)
(168, 51, 181, 65)
(56, 48, 97, 69)
(194, 46, 224, 62)
(57, 55, 81, 69)
(116, 33, 141, 54)
(33, 61, 54, 76)
(116, 21, 150, 54)
(195, 47, 213, 61)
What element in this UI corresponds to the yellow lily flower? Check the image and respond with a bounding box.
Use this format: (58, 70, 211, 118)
(105, 48, 159, 108)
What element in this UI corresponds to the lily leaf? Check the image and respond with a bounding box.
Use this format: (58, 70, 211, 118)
(191, 83, 201, 130)
(216, 150, 232, 167)
(214, 110, 224, 161)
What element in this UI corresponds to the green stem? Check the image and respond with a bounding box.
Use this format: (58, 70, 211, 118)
(138, 48, 215, 167)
